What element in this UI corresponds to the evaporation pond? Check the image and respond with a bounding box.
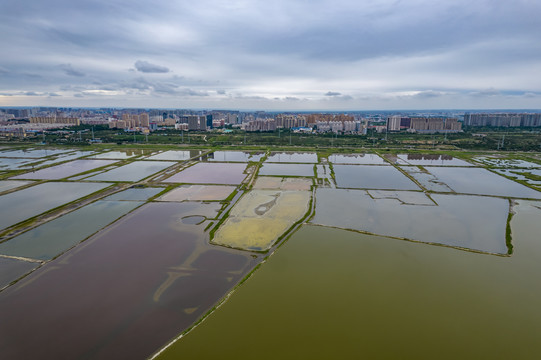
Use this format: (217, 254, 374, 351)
(329, 153, 387, 164)
(85, 161, 176, 182)
(11, 159, 117, 180)
(213, 190, 311, 250)
(0, 202, 257, 360)
(210, 151, 264, 162)
(0, 182, 110, 231)
(0, 200, 144, 260)
(253, 177, 312, 191)
(157, 212, 541, 360)
(258, 163, 314, 177)
(334, 164, 420, 190)
(0, 180, 33, 193)
(0, 158, 38, 170)
(0, 257, 38, 289)
(265, 152, 318, 163)
(90, 150, 144, 159)
(33, 151, 96, 167)
(397, 154, 473, 166)
(427, 167, 541, 198)
(473, 157, 541, 168)
(158, 185, 236, 201)
(146, 150, 201, 161)
(0, 148, 70, 158)
(311, 188, 509, 254)
(103, 187, 164, 201)
(163, 163, 248, 184)
(493, 169, 541, 187)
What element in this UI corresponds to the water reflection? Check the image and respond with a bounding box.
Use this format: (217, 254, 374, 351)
(157, 210, 541, 360)
(0, 200, 144, 260)
(329, 153, 387, 165)
(85, 161, 176, 182)
(0, 148, 70, 158)
(311, 188, 509, 254)
(146, 150, 201, 161)
(397, 154, 473, 166)
(0, 257, 38, 289)
(163, 163, 248, 185)
(427, 167, 541, 198)
(0, 182, 111, 231)
(11, 159, 117, 180)
(0, 202, 258, 359)
(334, 165, 420, 190)
(265, 152, 318, 163)
(0, 180, 33, 193)
(258, 163, 314, 177)
(209, 151, 264, 162)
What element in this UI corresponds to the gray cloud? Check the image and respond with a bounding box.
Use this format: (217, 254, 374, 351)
(0, 0, 540, 109)
(134, 60, 170, 73)
(59, 63, 85, 77)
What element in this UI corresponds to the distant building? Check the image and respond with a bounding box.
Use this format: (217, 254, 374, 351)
(386, 116, 401, 131)
(408, 117, 461, 133)
(464, 113, 541, 127)
(30, 117, 80, 126)
(245, 119, 276, 132)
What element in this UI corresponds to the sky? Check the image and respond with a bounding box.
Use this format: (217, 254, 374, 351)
(1, 0, 540, 111)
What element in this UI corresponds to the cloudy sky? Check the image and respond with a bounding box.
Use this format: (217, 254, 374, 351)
(1, 0, 540, 110)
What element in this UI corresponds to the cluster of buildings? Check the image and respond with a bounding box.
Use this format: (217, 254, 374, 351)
(245, 113, 367, 134)
(3, 107, 541, 139)
(386, 116, 462, 133)
(464, 113, 541, 127)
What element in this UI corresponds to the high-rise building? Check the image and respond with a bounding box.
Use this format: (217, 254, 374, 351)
(386, 115, 401, 131)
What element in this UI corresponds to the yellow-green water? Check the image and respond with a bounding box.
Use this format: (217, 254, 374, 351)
(158, 200, 541, 360)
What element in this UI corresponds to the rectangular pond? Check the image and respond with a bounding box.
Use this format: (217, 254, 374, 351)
(333, 164, 420, 190)
(396, 154, 473, 166)
(90, 150, 146, 159)
(158, 185, 236, 201)
(0, 148, 70, 158)
(0, 202, 258, 360)
(253, 177, 312, 191)
(265, 152, 318, 163)
(213, 189, 311, 251)
(209, 151, 264, 162)
(0, 180, 33, 193)
(163, 163, 248, 184)
(85, 161, 176, 182)
(146, 150, 202, 161)
(11, 159, 117, 180)
(0, 182, 111, 231)
(103, 187, 164, 201)
(28, 151, 96, 167)
(258, 163, 314, 177)
(0, 157, 39, 170)
(328, 153, 387, 165)
(311, 188, 509, 254)
(427, 167, 541, 198)
(0, 200, 144, 260)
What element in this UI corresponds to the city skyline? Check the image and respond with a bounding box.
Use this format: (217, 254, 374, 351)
(1, 0, 540, 110)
